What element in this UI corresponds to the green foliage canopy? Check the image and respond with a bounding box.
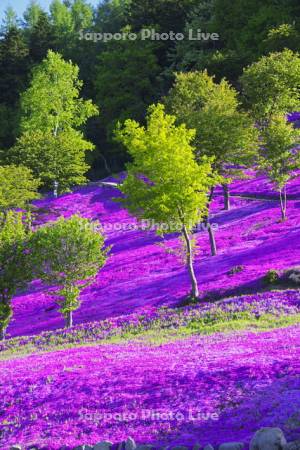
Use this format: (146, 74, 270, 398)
(260, 115, 300, 220)
(29, 215, 108, 327)
(116, 103, 219, 298)
(11, 50, 98, 191)
(0, 211, 33, 339)
(167, 71, 259, 176)
(0, 165, 40, 212)
(116, 103, 217, 230)
(240, 49, 300, 120)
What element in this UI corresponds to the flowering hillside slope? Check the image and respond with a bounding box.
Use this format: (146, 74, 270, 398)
(230, 169, 300, 198)
(1, 326, 300, 449)
(8, 173, 300, 338)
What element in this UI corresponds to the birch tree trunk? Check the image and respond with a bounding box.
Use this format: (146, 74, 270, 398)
(182, 225, 199, 298)
(279, 186, 287, 221)
(223, 184, 231, 210)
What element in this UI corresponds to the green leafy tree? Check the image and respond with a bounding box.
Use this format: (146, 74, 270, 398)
(71, 0, 93, 31)
(240, 49, 300, 121)
(29, 215, 108, 328)
(49, 0, 93, 43)
(167, 71, 258, 236)
(0, 165, 40, 212)
(11, 50, 98, 192)
(115, 103, 218, 299)
(49, 0, 93, 57)
(0, 211, 33, 340)
(50, 0, 73, 35)
(260, 115, 300, 220)
(165, 70, 217, 123)
(11, 129, 93, 191)
(190, 94, 259, 211)
(20, 50, 97, 133)
(262, 24, 300, 54)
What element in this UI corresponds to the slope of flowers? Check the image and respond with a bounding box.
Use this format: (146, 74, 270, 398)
(1, 326, 300, 449)
(1, 290, 300, 354)
(7, 172, 300, 338)
(229, 170, 300, 199)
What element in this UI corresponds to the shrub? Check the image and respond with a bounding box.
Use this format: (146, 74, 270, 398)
(264, 269, 280, 285)
(228, 265, 245, 276)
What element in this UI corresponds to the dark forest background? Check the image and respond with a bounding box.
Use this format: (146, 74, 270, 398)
(1, 0, 300, 179)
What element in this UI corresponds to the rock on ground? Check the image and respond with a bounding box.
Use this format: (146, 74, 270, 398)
(250, 428, 287, 450)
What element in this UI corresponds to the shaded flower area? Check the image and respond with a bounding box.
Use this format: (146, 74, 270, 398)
(1, 326, 300, 449)
(7, 173, 300, 338)
(1, 290, 300, 354)
(229, 169, 300, 199)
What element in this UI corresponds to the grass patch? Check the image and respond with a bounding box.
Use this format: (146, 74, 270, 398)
(107, 313, 300, 345)
(1, 312, 300, 361)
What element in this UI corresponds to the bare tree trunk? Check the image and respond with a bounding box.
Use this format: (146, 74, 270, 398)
(0, 326, 6, 341)
(53, 180, 59, 198)
(223, 184, 230, 210)
(203, 218, 217, 256)
(99, 153, 111, 175)
(182, 225, 199, 299)
(284, 186, 287, 219)
(279, 186, 287, 221)
(65, 311, 73, 328)
(209, 186, 215, 203)
(208, 223, 217, 256)
(205, 187, 217, 256)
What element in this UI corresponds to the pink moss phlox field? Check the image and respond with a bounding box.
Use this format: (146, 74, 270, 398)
(1, 326, 300, 449)
(2, 119, 300, 450)
(6, 167, 300, 338)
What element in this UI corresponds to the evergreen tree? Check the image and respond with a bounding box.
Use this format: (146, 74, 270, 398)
(94, 0, 130, 33)
(0, 27, 30, 148)
(23, 0, 44, 30)
(28, 12, 57, 63)
(94, 38, 160, 172)
(0, 27, 30, 106)
(1, 6, 18, 34)
(128, 0, 198, 34)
